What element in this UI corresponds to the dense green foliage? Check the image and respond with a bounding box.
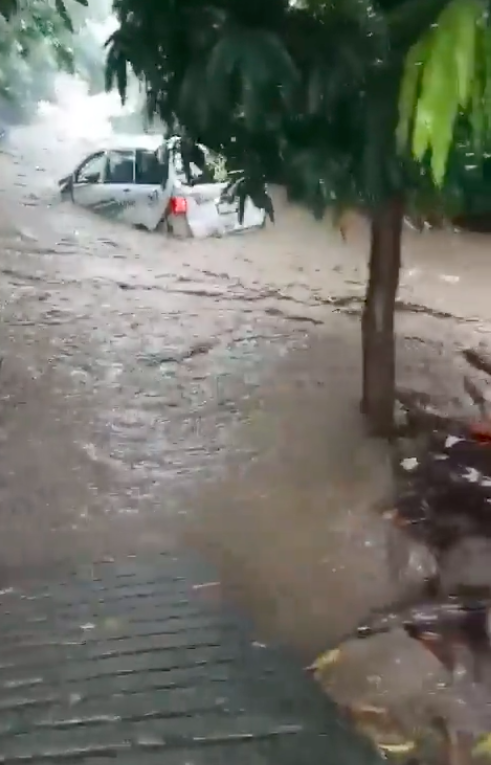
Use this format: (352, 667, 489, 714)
(0, 0, 108, 118)
(0, 0, 86, 27)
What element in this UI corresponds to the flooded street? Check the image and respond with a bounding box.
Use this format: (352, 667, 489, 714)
(1, 82, 491, 721)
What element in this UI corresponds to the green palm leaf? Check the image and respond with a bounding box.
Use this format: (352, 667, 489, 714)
(399, 0, 486, 184)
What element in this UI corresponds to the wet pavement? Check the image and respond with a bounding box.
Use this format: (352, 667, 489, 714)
(1, 90, 491, 727)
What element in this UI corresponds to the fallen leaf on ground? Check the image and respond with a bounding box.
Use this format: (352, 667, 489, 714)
(348, 703, 416, 758)
(308, 647, 341, 675)
(472, 734, 491, 758)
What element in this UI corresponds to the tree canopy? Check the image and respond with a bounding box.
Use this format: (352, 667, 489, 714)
(0, 0, 107, 115)
(0, 0, 87, 27)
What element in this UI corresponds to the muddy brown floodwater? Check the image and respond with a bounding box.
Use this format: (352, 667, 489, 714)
(2, 110, 491, 725)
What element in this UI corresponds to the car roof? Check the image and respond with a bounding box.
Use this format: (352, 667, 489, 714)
(101, 133, 164, 152)
(103, 135, 210, 154)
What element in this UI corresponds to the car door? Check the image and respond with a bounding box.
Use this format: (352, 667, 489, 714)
(71, 152, 109, 211)
(99, 150, 139, 224)
(213, 173, 266, 233)
(128, 149, 172, 231)
(179, 181, 266, 238)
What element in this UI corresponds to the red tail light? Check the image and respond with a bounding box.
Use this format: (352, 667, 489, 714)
(170, 196, 187, 215)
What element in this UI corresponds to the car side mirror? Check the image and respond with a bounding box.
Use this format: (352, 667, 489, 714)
(80, 172, 100, 184)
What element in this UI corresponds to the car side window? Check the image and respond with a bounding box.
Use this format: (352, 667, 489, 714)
(75, 153, 106, 184)
(135, 150, 169, 185)
(105, 150, 135, 184)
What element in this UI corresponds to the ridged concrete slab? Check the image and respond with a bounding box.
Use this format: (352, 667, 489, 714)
(0, 553, 382, 764)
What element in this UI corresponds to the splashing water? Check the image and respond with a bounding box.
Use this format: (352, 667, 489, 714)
(4, 8, 154, 184)
(37, 73, 123, 145)
(7, 75, 154, 201)
(35, 14, 129, 146)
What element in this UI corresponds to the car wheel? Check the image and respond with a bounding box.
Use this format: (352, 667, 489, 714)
(154, 209, 171, 234)
(167, 215, 193, 238)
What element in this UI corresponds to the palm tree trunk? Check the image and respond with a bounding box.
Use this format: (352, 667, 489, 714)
(361, 197, 403, 437)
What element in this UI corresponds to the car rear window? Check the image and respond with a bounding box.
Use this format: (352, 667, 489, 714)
(135, 150, 168, 185)
(172, 144, 228, 185)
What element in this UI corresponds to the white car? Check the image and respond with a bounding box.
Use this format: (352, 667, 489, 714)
(58, 138, 266, 238)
